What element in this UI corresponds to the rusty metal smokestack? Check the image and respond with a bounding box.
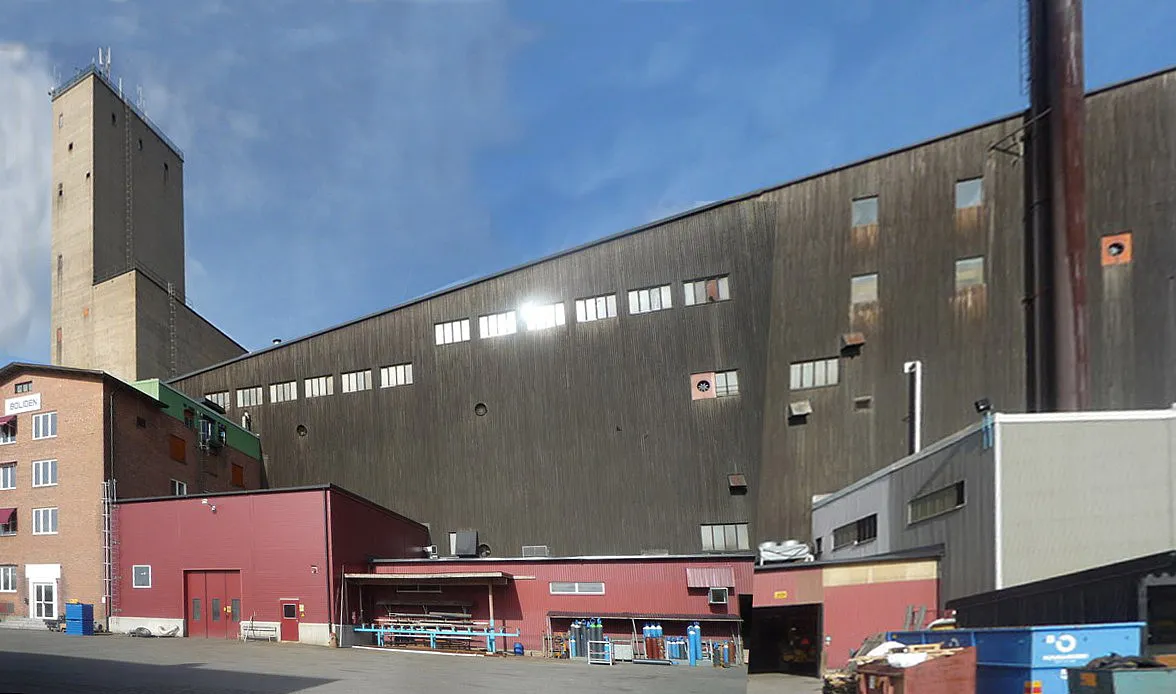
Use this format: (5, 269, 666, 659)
(1026, 0, 1090, 411)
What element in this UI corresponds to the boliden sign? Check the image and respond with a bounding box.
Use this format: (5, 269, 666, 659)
(4, 393, 42, 415)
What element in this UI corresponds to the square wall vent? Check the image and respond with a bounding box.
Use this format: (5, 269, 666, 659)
(522, 545, 550, 558)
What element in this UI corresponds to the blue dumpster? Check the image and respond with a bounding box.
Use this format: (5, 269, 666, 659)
(887, 623, 1145, 694)
(1067, 667, 1176, 693)
(64, 603, 95, 636)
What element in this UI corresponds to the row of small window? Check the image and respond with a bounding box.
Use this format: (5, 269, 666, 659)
(0, 412, 60, 444)
(849, 257, 986, 307)
(829, 481, 966, 551)
(0, 507, 59, 536)
(206, 363, 415, 410)
(434, 275, 732, 346)
(851, 177, 984, 227)
(0, 460, 59, 490)
(701, 522, 750, 552)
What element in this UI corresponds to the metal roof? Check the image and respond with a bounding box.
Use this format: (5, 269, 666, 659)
(754, 544, 945, 574)
(0, 362, 164, 409)
(343, 572, 509, 584)
(371, 553, 756, 565)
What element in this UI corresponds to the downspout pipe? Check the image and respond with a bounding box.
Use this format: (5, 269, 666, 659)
(903, 360, 923, 455)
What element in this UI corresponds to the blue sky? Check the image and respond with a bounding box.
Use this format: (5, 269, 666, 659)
(1, 0, 1173, 366)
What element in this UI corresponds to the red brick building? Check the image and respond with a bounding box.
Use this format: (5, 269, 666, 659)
(0, 363, 263, 627)
(112, 486, 431, 644)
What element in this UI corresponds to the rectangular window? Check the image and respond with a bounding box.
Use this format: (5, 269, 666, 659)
(32, 412, 57, 440)
(699, 523, 750, 551)
(170, 479, 187, 496)
(956, 177, 983, 209)
(205, 392, 230, 410)
(435, 319, 471, 345)
(0, 463, 13, 490)
(522, 302, 566, 331)
(235, 387, 263, 408)
(832, 514, 878, 550)
(683, 275, 731, 306)
(909, 481, 966, 524)
(32, 507, 58, 535)
(549, 581, 605, 595)
(341, 370, 372, 393)
(269, 381, 297, 403)
(231, 463, 245, 488)
(0, 510, 14, 535)
(789, 357, 840, 390)
(575, 294, 618, 323)
(14, 382, 31, 394)
(628, 284, 673, 315)
(478, 311, 517, 339)
(168, 435, 186, 463)
(31, 460, 57, 487)
(380, 363, 414, 389)
(0, 419, 13, 445)
(714, 370, 740, 398)
(304, 375, 334, 398)
(851, 273, 879, 305)
(852, 195, 879, 227)
(0, 565, 15, 592)
(955, 256, 985, 291)
(132, 565, 152, 589)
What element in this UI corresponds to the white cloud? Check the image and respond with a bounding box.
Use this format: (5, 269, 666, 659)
(0, 44, 51, 359)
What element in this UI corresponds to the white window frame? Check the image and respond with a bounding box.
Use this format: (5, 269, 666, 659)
(341, 370, 373, 394)
(435, 319, 471, 345)
(627, 285, 673, 315)
(0, 565, 15, 592)
(235, 387, 263, 408)
(908, 481, 967, 525)
(304, 375, 334, 399)
(852, 195, 879, 227)
(683, 275, 731, 306)
(700, 523, 750, 551)
(714, 370, 739, 398)
(31, 459, 57, 488)
(789, 358, 840, 390)
(32, 412, 57, 440)
(478, 311, 518, 339)
(521, 302, 566, 331)
(32, 507, 58, 535)
(574, 294, 618, 323)
(205, 392, 230, 410)
(380, 363, 414, 389)
(0, 418, 14, 445)
(549, 581, 605, 596)
(0, 463, 14, 491)
(955, 256, 986, 291)
(851, 273, 879, 305)
(269, 381, 297, 404)
(170, 479, 187, 496)
(956, 177, 984, 209)
(132, 565, 152, 589)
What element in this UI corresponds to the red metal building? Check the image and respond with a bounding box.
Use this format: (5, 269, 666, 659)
(344, 555, 756, 653)
(749, 548, 942, 674)
(112, 485, 430, 644)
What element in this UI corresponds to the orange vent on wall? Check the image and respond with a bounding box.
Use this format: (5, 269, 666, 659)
(1101, 232, 1132, 266)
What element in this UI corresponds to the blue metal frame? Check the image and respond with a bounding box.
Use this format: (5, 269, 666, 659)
(353, 624, 520, 654)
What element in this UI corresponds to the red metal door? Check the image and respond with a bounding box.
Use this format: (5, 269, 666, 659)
(185, 572, 207, 638)
(226, 572, 242, 639)
(206, 572, 228, 640)
(280, 602, 300, 642)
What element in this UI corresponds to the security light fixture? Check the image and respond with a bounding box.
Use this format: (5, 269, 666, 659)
(974, 398, 992, 414)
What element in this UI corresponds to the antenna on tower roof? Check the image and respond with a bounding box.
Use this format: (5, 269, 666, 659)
(96, 47, 112, 76)
(136, 85, 145, 111)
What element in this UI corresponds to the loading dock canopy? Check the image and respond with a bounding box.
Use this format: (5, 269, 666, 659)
(342, 572, 511, 586)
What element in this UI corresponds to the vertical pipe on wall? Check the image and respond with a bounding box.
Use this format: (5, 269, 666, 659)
(903, 361, 923, 455)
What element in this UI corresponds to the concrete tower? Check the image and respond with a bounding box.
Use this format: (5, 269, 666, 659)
(49, 65, 244, 383)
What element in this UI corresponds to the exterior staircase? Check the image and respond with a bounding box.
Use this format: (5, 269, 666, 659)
(0, 616, 49, 630)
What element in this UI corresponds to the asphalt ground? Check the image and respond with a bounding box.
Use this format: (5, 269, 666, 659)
(0, 629, 751, 694)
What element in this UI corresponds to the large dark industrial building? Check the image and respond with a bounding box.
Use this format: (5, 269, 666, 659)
(167, 62, 1176, 558)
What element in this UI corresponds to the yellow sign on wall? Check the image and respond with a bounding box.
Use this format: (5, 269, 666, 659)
(773, 590, 789, 600)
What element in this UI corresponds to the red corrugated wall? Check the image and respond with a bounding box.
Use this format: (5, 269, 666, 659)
(115, 490, 332, 624)
(822, 578, 938, 669)
(367, 558, 753, 651)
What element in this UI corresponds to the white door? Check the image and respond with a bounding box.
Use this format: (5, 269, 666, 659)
(32, 582, 56, 619)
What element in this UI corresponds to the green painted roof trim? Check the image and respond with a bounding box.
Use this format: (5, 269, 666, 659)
(133, 379, 262, 460)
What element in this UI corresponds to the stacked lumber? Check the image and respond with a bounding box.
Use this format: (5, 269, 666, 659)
(822, 641, 966, 692)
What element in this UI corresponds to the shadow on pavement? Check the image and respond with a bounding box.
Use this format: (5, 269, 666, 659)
(0, 650, 334, 694)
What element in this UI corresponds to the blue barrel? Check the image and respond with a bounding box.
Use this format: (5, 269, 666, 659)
(888, 623, 1145, 694)
(513, 642, 524, 656)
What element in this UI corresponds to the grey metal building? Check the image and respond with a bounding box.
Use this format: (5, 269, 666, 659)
(811, 409, 1176, 605)
(163, 67, 1176, 558)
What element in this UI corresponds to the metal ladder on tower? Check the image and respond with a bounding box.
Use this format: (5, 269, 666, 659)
(123, 100, 134, 273)
(166, 282, 178, 378)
